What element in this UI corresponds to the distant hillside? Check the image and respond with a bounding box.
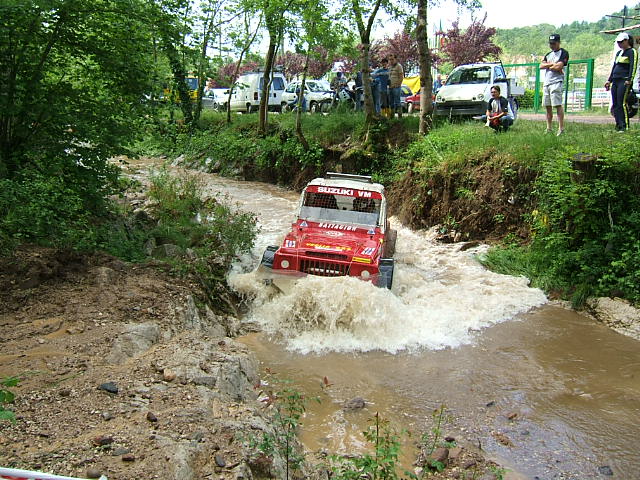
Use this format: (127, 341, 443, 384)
(494, 4, 640, 80)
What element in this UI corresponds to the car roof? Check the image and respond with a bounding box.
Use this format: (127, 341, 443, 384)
(307, 176, 385, 194)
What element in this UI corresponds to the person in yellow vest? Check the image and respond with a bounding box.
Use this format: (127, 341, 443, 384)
(605, 32, 637, 132)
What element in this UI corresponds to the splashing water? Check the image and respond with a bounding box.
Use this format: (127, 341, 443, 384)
(229, 218, 547, 353)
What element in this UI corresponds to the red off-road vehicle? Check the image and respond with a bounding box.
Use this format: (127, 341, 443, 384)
(260, 173, 397, 290)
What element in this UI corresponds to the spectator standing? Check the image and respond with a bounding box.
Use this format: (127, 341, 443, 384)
(371, 59, 389, 115)
(540, 34, 569, 135)
(354, 70, 363, 111)
(433, 74, 443, 92)
(388, 55, 404, 118)
(483, 85, 514, 132)
(605, 32, 637, 132)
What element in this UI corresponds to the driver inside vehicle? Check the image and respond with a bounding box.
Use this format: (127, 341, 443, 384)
(353, 197, 376, 213)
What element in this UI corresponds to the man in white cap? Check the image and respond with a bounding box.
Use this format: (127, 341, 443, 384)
(605, 32, 637, 131)
(540, 34, 569, 135)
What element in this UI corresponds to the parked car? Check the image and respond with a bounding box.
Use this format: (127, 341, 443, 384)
(202, 88, 230, 111)
(229, 71, 287, 113)
(281, 80, 333, 112)
(405, 93, 421, 113)
(259, 172, 397, 292)
(399, 85, 413, 112)
(434, 62, 524, 117)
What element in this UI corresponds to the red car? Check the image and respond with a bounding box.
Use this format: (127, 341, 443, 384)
(260, 173, 397, 290)
(405, 93, 421, 113)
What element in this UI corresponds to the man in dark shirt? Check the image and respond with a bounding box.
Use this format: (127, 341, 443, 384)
(483, 85, 514, 132)
(605, 32, 637, 131)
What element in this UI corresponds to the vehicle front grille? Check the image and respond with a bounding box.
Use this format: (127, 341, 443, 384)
(305, 251, 349, 261)
(300, 259, 350, 277)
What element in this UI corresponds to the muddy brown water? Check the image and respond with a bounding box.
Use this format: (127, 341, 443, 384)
(167, 169, 640, 479)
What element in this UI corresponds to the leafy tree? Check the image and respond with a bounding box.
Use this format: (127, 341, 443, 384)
(440, 14, 502, 66)
(372, 30, 419, 73)
(0, 0, 162, 247)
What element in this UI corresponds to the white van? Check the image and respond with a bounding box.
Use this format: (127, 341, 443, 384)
(434, 62, 524, 117)
(229, 71, 287, 113)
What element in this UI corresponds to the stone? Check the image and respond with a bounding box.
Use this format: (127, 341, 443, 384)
(98, 382, 119, 394)
(93, 267, 117, 287)
(215, 454, 226, 467)
(192, 376, 217, 387)
(106, 322, 161, 364)
(485, 400, 496, 407)
(122, 453, 136, 462)
(507, 412, 518, 420)
(183, 295, 201, 330)
(152, 243, 183, 259)
(492, 431, 514, 447)
(92, 435, 114, 446)
(343, 397, 366, 410)
(463, 459, 477, 469)
(444, 436, 456, 443)
(112, 447, 131, 456)
(59, 388, 71, 397)
(144, 238, 157, 256)
(146, 412, 158, 422)
(598, 465, 614, 476)
(587, 297, 640, 340)
(428, 447, 449, 464)
(86, 467, 102, 479)
(102, 412, 114, 421)
(448, 447, 463, 461)
(163, 369, 177, 382)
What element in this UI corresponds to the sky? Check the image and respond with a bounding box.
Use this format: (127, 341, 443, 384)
(426, 0, 634, 31)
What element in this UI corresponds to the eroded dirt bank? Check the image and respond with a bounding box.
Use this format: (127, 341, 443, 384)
(0, 248, 299, 480)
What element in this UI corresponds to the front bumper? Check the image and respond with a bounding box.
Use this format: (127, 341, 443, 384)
(434, 101, 487, 117)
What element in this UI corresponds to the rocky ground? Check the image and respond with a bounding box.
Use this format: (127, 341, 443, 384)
(0, 247, 294, 480)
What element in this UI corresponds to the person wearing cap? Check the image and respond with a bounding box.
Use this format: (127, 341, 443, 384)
(605, 32, 637, 132)
(540, 34, 569, 135)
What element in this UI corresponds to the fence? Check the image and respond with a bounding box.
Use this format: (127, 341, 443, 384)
(503, 59, 595, 113)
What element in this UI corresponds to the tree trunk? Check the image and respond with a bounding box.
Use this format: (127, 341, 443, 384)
(360, 42, 375, 123)
(259, 34, 277, 134)
(416, 0, 433, 135)
(295, 50, 310, 150)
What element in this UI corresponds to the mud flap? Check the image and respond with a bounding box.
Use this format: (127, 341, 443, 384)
(377, 258, 394, 289)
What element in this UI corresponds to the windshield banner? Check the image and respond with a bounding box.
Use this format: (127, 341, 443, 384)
(306, 185, 383, 199)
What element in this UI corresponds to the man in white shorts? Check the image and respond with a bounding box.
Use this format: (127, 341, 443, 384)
(540, 34, 569, 135)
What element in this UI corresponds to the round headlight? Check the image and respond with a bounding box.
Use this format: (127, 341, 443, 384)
(477, 93, 484, 100)
(361, 270, 370, 279)
(281, 260, 290, 269)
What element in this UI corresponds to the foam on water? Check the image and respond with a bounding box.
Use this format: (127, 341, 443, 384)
(229, 218, 547, 354)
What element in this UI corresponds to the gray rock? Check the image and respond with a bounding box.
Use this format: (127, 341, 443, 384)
(144, 237, 157, 256)
(598, 465, 614, 476)
(112, 447, 131, 456)
(86, 467, 102, 479)
(183, 295, 201, 330)
(152, 243, 183, 259)
(192, 376, 216, 387)
(343, 397, 366, 410)
(172, 154, 185, 166)
(98, 382, 119, 394)
(106, 322, 161, 364)
(587, 297, 640, 340)
(93, 267, 118, 287)
(215, 454, 226, 467)
(146, 412, 158, 422)
(428, 447, 449, 464)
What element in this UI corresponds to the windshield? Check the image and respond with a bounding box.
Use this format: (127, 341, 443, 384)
(446, 66, 491, 85)
(308, 81, 330, 92)
(185, 77, 198, 90)
(299, 192, 380, 227)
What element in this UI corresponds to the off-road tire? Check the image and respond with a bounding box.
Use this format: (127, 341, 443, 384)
(260, 246, 279, 269)
(385, 229, 397, 257)
(377, 258, 394, 289)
